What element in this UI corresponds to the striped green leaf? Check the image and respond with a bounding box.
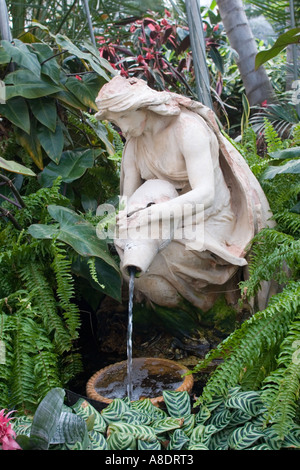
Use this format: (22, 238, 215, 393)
(228, 422, 265, 450)
(195, 406, 211, 424)
(188, 443, 209, 450)
(181, 414, 195, 437)
(12, 416, 32, 437)
(229, 409, 253, 426)
(209, 429, 231, 450)
(88, 430, 108, 450)
(283, 426, 300, 449)
(138, 438, 161, 450)
(208, 408, 232, 431)
(168, 429, 190, 450)
(101, 399, 130, 424)
(72, 399, 107, 434)
(121, 410, 153, 426)
(108, 422, 156, 442)
(152, 417, 183, 434)
(226, 391, 264, 417)
(163, 391, 191, 418)
(189, 424, 217, 448)
(248, 443, 273, 450)
(131, 398, 167, 419)
(107, 432, 136, 450)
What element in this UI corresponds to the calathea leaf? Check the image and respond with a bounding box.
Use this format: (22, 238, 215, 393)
(163, 391, 191, 418)
(228, 422, 265, 450)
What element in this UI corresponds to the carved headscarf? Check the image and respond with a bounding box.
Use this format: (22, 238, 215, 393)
(95, 75, 199, 119)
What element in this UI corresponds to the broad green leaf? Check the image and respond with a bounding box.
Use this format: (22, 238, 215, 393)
(39, 149, 96, 186)
(1, 39, 41, 77)
(0, 97, 30, 134)
(108, 422, 156, 442)
(163, 391, 191, 418)
(37, 123, 64, 164)
(0, 156, 36, 176)
(255, 28, 300, 70)
(28, 205, 120, 270)
(4, 69, 61, 100)
(262, 159, 300, 179)
(54, 34, 114, 80)
(15, 125, 44, 170)
(29, 388, 65, 450)
(71, 256, 121, 302)
(0, 46, 10, 64)
(72, 398, 107, 434)
(168, 428, 189, 450)
(107, 432, 136, 450)
(65, 76, 99, 111)
(29, 98, 57, 132)
(50, 411, 88, 445)
(228, 422, 265, 450)
(31, 43, 61, 84)
(53, 90, 89, 110)
(269, 146, 300, 160)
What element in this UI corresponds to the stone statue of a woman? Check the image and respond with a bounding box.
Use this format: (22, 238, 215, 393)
(95, 76, 274, 312)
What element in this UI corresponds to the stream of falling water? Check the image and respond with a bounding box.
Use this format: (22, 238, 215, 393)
(127, 267, 135, 400)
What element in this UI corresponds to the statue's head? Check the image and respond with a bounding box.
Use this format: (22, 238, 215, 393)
(95, 75, 187, 122)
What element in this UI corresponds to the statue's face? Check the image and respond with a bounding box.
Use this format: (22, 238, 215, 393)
(105, 110, 147, 138)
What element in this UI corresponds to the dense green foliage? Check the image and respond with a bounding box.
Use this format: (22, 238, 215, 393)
(12, 387, 300, 450)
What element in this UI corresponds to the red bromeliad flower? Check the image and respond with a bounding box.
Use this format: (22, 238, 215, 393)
(0, 409, 21, 450)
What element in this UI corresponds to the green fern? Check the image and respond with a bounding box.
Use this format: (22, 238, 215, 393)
(263, 118, 285, 154)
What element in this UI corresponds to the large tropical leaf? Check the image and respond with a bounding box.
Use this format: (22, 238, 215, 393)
(28, 388, 65, 450)
(255, 28, 300, 70)
(1, 39, 41, 77)
(71, 398, 107, 434)
(0, 156, 36, 176)
(37, 123, 64, 164)
(107, 431, 136, 450)
(29, 98, 57, 132)
(0, 97, 30, 134)
(28, 205, 120, 271)
(4, 69, 61, 100)
(39, 148, 97, 186)
(101, 399, 130, 424)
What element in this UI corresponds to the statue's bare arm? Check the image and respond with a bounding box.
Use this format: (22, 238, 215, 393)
(121, 139, 143, 198)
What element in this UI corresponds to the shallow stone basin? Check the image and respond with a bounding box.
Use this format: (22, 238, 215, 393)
(86, 357, 194, 407)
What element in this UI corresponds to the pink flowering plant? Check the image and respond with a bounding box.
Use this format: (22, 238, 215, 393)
(0, 409, 21, 450)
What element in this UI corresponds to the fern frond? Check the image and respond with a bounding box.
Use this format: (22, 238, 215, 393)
(18, 262, 73, 354)
(241, 229, 300, 298)
(261, 316, 300, 438)
(51, 241, 81, 338)
(264, 118, 284, 153)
